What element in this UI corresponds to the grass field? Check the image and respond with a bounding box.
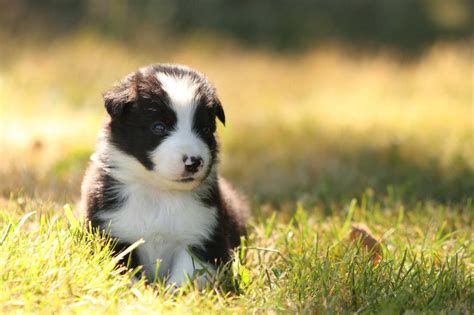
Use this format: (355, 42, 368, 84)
(0, 33, 473, 313)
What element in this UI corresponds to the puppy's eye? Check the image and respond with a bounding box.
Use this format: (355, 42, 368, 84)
(151, 122, 168, 135)
(202, 127, 213, 135)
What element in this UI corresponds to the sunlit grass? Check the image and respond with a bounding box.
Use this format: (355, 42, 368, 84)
(0, 194, 472, 313)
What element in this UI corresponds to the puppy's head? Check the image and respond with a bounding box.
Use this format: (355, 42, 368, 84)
(102, 64, 225, 190)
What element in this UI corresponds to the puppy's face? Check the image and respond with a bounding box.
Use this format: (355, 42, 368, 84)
(103, 64, 225, 190)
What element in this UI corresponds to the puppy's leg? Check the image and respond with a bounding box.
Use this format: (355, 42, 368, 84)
(167, 248, 215, 288)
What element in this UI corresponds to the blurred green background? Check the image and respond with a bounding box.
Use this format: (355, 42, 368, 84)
(1, 0, 472, 52)
(0, 0, 472, 208)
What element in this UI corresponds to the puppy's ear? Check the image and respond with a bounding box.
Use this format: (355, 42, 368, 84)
(215, 99, 226, 126)
(103, 75, 138, 119)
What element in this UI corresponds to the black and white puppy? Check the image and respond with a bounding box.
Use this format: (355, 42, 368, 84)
(80, 64, 248, 287)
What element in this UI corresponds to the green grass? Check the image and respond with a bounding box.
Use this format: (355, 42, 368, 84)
(0, 32, 473, 313)
(1, 195, 472, 313)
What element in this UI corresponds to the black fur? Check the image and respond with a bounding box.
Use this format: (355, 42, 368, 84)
(81, 163, 137, 268)
(82, 164, 126, 226)
(192, 178, 247, 265)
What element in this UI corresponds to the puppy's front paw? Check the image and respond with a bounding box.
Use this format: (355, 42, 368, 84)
(166, 271, 188, 288)
(166, 268, 212, 290)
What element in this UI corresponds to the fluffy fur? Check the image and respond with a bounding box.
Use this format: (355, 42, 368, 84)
(80, 64, 248, 287)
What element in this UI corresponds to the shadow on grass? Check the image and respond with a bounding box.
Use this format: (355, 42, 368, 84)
(222, 123, 473, 206)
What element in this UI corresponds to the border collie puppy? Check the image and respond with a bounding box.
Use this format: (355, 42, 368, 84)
(80, 64, 248, 287)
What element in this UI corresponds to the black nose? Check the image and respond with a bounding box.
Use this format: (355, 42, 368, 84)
(183, 155, 203, 174)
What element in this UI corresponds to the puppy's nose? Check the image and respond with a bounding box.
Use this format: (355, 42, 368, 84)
(183, 155, 203, 174)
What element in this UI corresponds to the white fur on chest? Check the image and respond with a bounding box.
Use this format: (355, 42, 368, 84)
(98, 183, 217, 278)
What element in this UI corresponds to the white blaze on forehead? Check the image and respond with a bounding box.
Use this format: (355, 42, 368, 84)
(156, 72, 200, 132)
(156, 72, 198, 108)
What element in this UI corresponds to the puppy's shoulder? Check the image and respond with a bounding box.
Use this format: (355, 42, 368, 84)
(218, 177, 250, 233)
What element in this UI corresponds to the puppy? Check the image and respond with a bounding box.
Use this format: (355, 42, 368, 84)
(80, 64, 248, 287)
